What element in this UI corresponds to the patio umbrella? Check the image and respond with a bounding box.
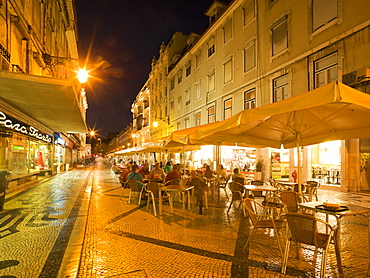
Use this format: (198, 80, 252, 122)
(196, 81, 370, 193)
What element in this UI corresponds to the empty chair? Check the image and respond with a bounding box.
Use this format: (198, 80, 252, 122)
(145, 182, 170, 216)
(303, 181, 320, 201)
(282, 212, 339, 277)
(227, 181, 245, 215)
(218, 175, 230, 200)
(124, 180, 144, 204)
(280, 191, 303, 213)
(242, 198, 286, 256)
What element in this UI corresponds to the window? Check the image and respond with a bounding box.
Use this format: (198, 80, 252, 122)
(177, 96, 182, 110)
(170, 77, 175, 90)
(195, 51, 202, 68)
(223, 19, 232, 43)
(208, 70, 215, 92)
(208, 37, 215, 57)
(185, 88, 190, 107)
(273, 74, 289, 102)
(186, 62, 191, 77)
(177, 70, 182, 84)
(272, 16, 288, 56)
(195, 81, 201, 99)
(313, 0, 337, 31)
(223, 57, 233, 84)
(170, 101, 174, 114)
(314, 52, 337, 88)
(208, 106, 215, 123)
(184, 118, 190, 129)
(224, 98, 232, 119)
(243, 0, 255, 26)
(243, 41, 256, 73)
(244, 89, 256, 110)
(195, 112, 201, 126)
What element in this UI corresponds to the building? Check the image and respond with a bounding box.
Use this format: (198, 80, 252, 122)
(129, 0, 370, 192)
(0, 0, 87, 186)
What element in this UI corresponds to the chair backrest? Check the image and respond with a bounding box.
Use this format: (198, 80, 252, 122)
(306, 180, 319, 188)
(251, 180, 265, 186)
(285, 213, 319, 246)
(146, 182, 160, 198)
(229, 181, 244, 200)
(234, 177, 245, 185)
(280, 191, 300, 212)
(170, 179, 181, 185)
(127, 180, 140, 192)
(243, 198, 257, 225)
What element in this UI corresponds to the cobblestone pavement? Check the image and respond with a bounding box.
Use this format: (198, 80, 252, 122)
(1, 164, 370, 277)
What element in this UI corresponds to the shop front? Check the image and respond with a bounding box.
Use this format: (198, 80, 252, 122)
(0, 111, 53, 179)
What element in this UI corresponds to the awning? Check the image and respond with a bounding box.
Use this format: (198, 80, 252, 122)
(0, 71, 87, 133)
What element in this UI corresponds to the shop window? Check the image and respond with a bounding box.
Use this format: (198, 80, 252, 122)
(11, 133, 28, 175)
(314, 52, 337, 88)
(0, 135, 10, 171)
(273, 74, 289, 102)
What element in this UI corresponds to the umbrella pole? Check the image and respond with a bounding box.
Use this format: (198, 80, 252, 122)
(297, 145, 303, 200)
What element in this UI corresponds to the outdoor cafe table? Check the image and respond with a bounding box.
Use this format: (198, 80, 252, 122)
(244, 185, 277, 200)
(158, 184, 194, 215)
(299, 201, 370, 276)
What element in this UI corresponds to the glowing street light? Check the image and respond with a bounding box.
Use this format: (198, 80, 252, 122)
(77, 69, 89, 84)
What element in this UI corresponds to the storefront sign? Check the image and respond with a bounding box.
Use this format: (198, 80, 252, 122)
(0, 111, 52, 143)
(13, 145, 25, 150)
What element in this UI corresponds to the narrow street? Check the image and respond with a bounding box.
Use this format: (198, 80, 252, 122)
(1, 162, 369, 277)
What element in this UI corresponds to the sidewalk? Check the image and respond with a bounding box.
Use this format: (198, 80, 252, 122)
(77, 166, 370, 277)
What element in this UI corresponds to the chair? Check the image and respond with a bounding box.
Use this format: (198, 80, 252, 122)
(281, 212, 338, 278)
(227, 181, 245, 215)
(242, 198, 286, 256)
(303, 181, 320, 201)
(145, 182, 170, 216)
(280, 191, 306, 213)
(125, 180, 144, 204)
(218, 175, 230, 200)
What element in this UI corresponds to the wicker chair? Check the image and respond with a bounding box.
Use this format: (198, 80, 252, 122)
(145, 182, 170, 216)
(303, 181, 320, 201)
(218, 175, 230, 199)
(280, 191, 307, 213)
(242, 198, 286, 256)
(227, 181, 245, 215)
(282, 212, 339, 277)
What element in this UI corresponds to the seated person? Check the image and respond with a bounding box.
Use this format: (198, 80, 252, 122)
(138, 162, 150, 178)
(231, 168, 246, 185)
(204, 165, 215, 179)
(164, 164, 181, 183)
(186, 170, 208, 214)
(128, 164, 144, 190)
(149, 162, 166, 180)
(163, 161, 173, 173)
(217, 164, 228, 180)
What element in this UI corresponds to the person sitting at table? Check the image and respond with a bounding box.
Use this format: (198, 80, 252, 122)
(128, 164, 144, 190)
(217, 164, 228, 180)
(164, 164, 181, 183)
(150, 162, 166, 180)
(204, 165, 215, 179)
(186, 170, 207, 214)
(163, 161, 173, 173)
(232, 168, 245, 184)
(138, 162, 150, 178)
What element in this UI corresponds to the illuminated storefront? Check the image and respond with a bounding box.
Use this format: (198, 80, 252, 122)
(0, 111, 52, 176)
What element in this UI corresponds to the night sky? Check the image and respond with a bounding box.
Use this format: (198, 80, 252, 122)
(75, 0, 232, 137)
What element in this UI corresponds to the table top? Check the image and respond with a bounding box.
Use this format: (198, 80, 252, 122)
(299, 202, 370, 217)
(244, 185, 277, 191)
(159, 184, 194, 191)
(278, 181, 298, 186)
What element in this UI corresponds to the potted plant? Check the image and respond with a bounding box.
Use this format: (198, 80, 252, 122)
(255, 157, 263, 180)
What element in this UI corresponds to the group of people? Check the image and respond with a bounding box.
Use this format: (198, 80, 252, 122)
(115, 160, 248, 215)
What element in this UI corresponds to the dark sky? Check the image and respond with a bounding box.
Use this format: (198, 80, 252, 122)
(75, 0, 231, 137)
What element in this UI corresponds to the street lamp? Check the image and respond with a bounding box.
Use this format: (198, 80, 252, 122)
(77, 69, 89, 84)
